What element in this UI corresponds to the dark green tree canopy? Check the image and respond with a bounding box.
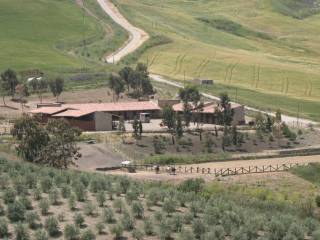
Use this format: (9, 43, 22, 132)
(12, 116, 81, 168)
(49, 77, 64, 102)
(1, 68, 19, 99)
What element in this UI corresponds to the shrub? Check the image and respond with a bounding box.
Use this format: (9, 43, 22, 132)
(153, 135, 167, 154)
(178, 178, 205, 193)
(132, 201, 144, 219)
(0, 218, 9, 238)
(110, 224, 124, 240)
(61, 184, 71, 199)
(96, 222, 106, 235)
(84, 201, 96, 216)
(102, 207, 115, 223)
(316, 195, 320, 207)
(74, 182, 87, 202)
(81, 229, 96, 240)
(158, 219, 172, 240)
(286, 223, 304, 240)
(15, 223, 30, 240)
(178, 228, 195, 240)
(304, 217, 319, 235)
(204, 225, 225, 240)
(132, 228, 144, 240)
(170, 215, 183, 232)
(144, 217, 154, 236)
(183, 211, 194, 224)
(0, 203, 5, 216)
(154, 211, 164, 223)
(162, 197, 177, 216)
(20, 196, 33, 210)
(25, 211, 40, 229)
(113, 199, 124, 214)
(121, 211, 134, 231)
(312, 230, 320, 240)
(64, 224, 79, 240)
(3, 188, 16, 204)
(126, 189, 139, 205)
(190, 201, 201, 218)
(33, 187, 42, 201)
(7, 200, 26, 222)
(45, 216, 60, 237)
(34, 229, 48, 240)
(40, 177, 53, 193)
(49, 187, 60, 205)
(192, 219, 206, 239)
(68, 193, 77, 210)
(39, 198, 50, 215)
(96, 191, 106, 207)
(266, 218, 286, 240)
(58, 212, 65, 222)
(74, 213, 85, 228)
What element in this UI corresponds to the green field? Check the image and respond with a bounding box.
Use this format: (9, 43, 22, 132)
(113, 0, 320, 121)
(0, 0, 127, 73)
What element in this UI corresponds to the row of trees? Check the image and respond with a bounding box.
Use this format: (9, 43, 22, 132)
(162, 85, 234, 146)
(108, 63, 154, 101)
(0, 69, 64, 106)
(11, 116, 81, 168)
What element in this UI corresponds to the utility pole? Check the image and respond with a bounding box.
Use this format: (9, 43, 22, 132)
(82, 0, 87, 70)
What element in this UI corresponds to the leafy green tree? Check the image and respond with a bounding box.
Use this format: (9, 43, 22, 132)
(0, 69, 19, 105)
(176, 114, 183, 138)
(49, 77, 64, 102)
(108, 74, 125, 102)
(121, 211, 134, 231)
(192, 219, 206, 239)
(11, 115, 49, 163)
(68, 193, 77, 210)
(132, 117, 140, 139)
(96, 191, 106, 207)
(119, 66, 134, 92)
(179, 85, 201, 127)
(217, 92, 234, 126)
(39, 119, 82, 168)
(132, 229, 144, 240)
(29, 78, 48, 103)
(162, 105, 177, 144)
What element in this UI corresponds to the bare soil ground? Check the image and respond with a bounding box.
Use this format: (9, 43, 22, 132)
(113, 129, 320, 162)
(105, 155, 320, 183)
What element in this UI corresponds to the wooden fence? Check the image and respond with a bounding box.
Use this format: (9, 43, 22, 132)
(126, 162, 309, 177)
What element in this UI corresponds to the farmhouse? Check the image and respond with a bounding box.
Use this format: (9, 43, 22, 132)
(172, 101, 245, 125)
(29, 101, 161, 131)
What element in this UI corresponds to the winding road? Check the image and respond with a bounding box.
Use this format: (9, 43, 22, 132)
(97, 0, 149, 63)
(96, 0, 319, 129)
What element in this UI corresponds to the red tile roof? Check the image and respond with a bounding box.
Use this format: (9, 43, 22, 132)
(30, 101, 161, 118)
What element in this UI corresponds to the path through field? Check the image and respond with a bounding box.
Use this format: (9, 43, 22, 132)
(96, 0, 149, 63)
(95, 0, 319, 129)
(106, 155, 320, 182)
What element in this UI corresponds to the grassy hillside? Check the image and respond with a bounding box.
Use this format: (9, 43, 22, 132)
(113, 0, 320, 121)
(0, 0, 127, 73)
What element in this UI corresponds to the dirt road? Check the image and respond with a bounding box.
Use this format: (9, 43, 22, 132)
(96, 0, 149, 63)
(106, 155, 320, 182)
